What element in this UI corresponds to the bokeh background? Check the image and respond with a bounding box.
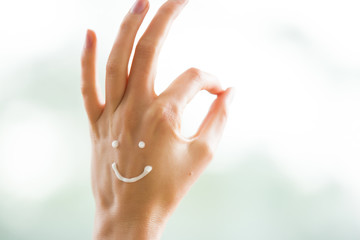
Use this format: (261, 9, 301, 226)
(1, 0, 360, 239)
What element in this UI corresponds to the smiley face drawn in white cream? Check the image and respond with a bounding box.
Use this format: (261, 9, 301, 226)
(111, 140, 152, 183)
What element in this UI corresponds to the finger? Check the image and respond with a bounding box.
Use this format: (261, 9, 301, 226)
(159, 68, 223, 112)
(105, 0, 149, 110)
(81, 29, 104, 124)
(190, 88, 235, 162)
(126, 0, 188, 99)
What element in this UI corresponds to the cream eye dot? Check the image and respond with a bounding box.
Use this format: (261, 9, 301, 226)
(138, 141, 145, 149)
(112, 140, 119, 148)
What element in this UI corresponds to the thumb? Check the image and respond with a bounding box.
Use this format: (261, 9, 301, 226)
(190, 87, 235, 163)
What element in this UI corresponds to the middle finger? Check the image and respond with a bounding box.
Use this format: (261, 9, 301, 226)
(125, 0, 189, 101)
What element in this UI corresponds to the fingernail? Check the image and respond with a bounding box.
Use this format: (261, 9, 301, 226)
(84, 29, 93, 49)
(130, 0, 148, 14)
(226, 87, 235, 106)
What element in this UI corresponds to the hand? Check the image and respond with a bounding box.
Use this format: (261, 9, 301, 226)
(80, 0, 234, 239)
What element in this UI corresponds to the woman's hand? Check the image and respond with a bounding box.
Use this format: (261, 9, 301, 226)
(80, 0, 234, 239)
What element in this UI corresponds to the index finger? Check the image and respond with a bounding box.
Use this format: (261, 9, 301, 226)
(159, 68, 223, 112)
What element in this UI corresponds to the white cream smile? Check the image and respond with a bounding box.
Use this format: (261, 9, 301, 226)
(112, 163, 152, 183)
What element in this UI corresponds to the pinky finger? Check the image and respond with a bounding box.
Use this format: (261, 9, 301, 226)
(81, 29, 104, 124)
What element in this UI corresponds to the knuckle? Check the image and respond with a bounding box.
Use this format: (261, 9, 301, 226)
(106, 60, 118, 73)
(187, 67, 202, 77)
(136, 38, 158, 56)
(147, 101, 180, 129)
(158, 0, 183, 17)
(186, 68, 203, 85)
(159, 2, 177, 15)
(119, 19, 132, 33)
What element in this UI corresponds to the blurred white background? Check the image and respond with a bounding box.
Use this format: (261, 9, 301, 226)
(0, 0, 360, 239)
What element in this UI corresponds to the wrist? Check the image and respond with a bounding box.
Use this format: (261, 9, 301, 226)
(93, 203, 170, 240)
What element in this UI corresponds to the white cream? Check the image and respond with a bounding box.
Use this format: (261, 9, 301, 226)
(138, 141, 145, 149)
(112, 162, 152, 183)
(111, 140, 119, 148)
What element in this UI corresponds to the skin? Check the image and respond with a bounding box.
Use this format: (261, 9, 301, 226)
(80, 0, 234, 239)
